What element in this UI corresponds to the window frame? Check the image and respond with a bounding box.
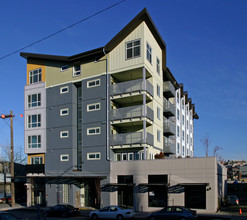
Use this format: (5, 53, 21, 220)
(87, 103, 101, 112)
(28, 93, 41, 108)
(29, 68, 42, 84)
(126, 39, 141, 60)
(146, 42, 152, 64)
(60, 108, 69, 116)
(27, 114, 41, 128)
(87, 152, 101, 160)
(87, 127, 101, 135)
(30, 156, 43, 164)
(87, 79, 101, 88)
(157, 107, 161, 120)
(73, 64, 81, 77)
(60, 65, 68, 72)
(28, 135, 41, 148)
(157, 84, 160, 97)
(60, 131, 69, 138)
(157, 129, 161, 142)
(60, 86, 69, 94)
(156, 57, 160, 75)
(60, 154, 69, 161)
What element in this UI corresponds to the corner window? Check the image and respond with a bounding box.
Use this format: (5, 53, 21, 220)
(60, 108, 69, 116)
(61, 65, 68, 72)
(156, 57, 160, 75)
(28, 135, 41, 148)
(87, 152, 101, 160)
(28, 114, 41, 128)
(126, 39, 140, 59)
(87, 79, 100, 88)
(60, 154, 69, 161)
(87, 127, 100, 135)
(60, 131, 69, 138)
(73, 64, 81, 77)
(60, 86, 69, 94)
(146, 42, 152, 64)
(29, 68, 42, 84)
(87, 103, 100, 112)
(28, 93, 41, 108)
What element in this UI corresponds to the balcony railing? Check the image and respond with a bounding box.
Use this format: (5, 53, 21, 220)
(163, 81, 175, 98)
(163, 99, 175, 117)
(110, 132, 153, 146)
(26, 164, 45, 174)
(163, 118, 176, 136)
(111, 79, 153, 97)
(110, 106, 154, 121)
(163, 137, 176, 154)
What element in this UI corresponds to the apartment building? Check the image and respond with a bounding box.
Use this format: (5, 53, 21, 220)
(21, 8, 198, 208)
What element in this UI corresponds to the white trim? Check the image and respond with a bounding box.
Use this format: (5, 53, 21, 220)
(60, 154, 69, 161)
(125, 38, 141, 60)
(60, 86, 69, 94)
(60, 131, 69, 138)
(87, 127, 100, 135)
(87, 103, 100, 112)
(73, 64, 81, 77)
(60, 108, 69, 116)
(87, 152, 101, 160)
(87, 79, 101, 88)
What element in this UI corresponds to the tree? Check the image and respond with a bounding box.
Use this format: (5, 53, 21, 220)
(155, 151, 165, 159)
(1, 144, 27, 165)
(200, 134, 210, 157)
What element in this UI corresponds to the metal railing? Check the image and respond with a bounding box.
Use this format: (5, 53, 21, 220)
(163, 99, 175, 116)
(163, 81, 175, 98)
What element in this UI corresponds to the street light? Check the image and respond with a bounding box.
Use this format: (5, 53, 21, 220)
(0, 111, 15, 207)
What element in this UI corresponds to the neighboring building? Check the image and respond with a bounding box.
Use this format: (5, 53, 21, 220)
(20, 8, 206, 209)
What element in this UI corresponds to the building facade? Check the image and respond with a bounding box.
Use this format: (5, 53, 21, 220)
(21, 9, 200, 208)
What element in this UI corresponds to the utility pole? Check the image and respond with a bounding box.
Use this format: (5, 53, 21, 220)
(0, 111, 15, 207)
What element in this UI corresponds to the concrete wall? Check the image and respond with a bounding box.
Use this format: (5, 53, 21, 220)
(107, 157, 219, 213)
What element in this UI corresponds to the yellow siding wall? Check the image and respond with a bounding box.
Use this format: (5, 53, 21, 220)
(26, 61, 46, 85)
(28, 154, 45, 164)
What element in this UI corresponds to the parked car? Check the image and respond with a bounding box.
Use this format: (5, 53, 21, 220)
(0, 212, 23, 220)
(44, 204, 80, 218)
(224, 195, 239, 206)
(0, 196, 11, 203)
(89, 205, 135, 220)
(147, 206, 197, 220)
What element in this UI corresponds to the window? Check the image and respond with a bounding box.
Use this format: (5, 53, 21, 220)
(177, 126, 180, 137)
(182, 130, 185, 141)
(157, 130, 161, 142)
(28, 93, 41, 108)
(122, 153, 127, 161)
(28, 114, 41, 128)
(60, 154, 69, 161)
(31, 156, 43, 164)
(157, 107, 161, 120)
(87, 127, 100, 135)
(63, 184, 69, 203)
(28, 135, 41, 148)
(128, 153, 134, 161)
(87, 79, 100, 88)
(186, 120, 189, 129)
(146, 42, 152, 64)
(177, 143, 180, 154)
(177, 92, 179, 103)
(182, 146, 185, 156)
(157, 84, 160, 97)
(60, 86, 69, 94)
(60, 108, 69, 116)
(87, 103, 100, 112)
(182, 115, 184, 125)
(61, 65, 68, 72)
(187, 134, 189, 143)
(182, 99, 185, 110)
(156, 57, 160, 75)
(29, 68, 42, 84)
(126, 39, 140, 59)
(73, 64, 81, 77)
(116, 154, 121, 161)
(60, 131, 69, 138)
(87, 152, 101, 160)
(177, 109, 180, 120)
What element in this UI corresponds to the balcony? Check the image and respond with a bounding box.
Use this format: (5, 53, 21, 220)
(163, 81, 175, 98)
(163, 118, 176, 136)
(163, 99, 175, 117)
(110, 132, 153, 147)
(163, 137, 176, 154)
(110, 106, 153, 126)
(26, 164, 45, 174)
(111, 79, 153, 106)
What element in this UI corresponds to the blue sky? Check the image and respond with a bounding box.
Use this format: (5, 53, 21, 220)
(0, 0, 246, 161)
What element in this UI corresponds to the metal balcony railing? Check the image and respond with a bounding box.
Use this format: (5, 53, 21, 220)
(111, 79, 153, 97)
(26, 164, 45, 174)
(163, 118, 176, 136)
(110, 132, 153, 146)
(163, 99, 175, 117)
(163, 81, 175, 98)
(163, 137, 176, 154)
(110, 106, 154, 121)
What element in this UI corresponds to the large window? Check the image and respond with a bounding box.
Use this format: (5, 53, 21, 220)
(28, 135, 41, 148)
(126, 39, 140, 59)
(29, 68, 42, 84)
(28, 93, 41, 108)
(28, 114, 41, 128)
(146, 42, 152, 64)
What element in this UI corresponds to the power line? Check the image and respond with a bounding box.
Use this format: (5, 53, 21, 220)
(0, 0, 126, 61)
